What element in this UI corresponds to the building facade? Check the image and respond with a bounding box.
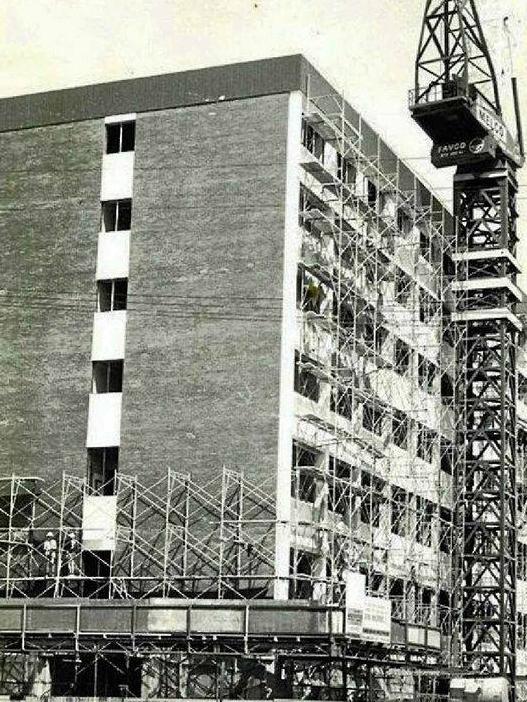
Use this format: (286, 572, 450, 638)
(0, 55, 525, 700)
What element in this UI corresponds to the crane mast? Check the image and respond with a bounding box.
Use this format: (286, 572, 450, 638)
(410, 1, 524, 700)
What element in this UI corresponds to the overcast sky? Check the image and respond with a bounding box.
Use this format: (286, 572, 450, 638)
(1, 0, 526, 214)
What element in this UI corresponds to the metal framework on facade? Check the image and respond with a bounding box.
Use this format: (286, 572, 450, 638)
(0, 468, 276, 601)
(292, 76, 458, 698)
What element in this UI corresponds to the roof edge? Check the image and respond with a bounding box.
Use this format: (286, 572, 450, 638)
(0, 54, 307, 133)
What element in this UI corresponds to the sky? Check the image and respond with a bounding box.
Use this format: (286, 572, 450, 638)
(1, 0, 526, 213)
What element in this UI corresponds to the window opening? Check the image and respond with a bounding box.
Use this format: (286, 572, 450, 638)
(101, 199, 132, 232)
(106, 121, 136, 154)
(294, 351, 321, 402)
(97, 278, 128, 312)
(87, 447, 119, 495)
(92, 360, 124, 393)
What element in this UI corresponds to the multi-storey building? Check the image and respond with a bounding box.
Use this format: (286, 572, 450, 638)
(0, 54, 524, 701)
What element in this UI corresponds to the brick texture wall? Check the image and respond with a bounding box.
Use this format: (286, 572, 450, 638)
(0, 121, 103, 483)
(120, 94, 290, 492)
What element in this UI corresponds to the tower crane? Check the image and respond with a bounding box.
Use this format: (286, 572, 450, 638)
(409, 2, 524, 700)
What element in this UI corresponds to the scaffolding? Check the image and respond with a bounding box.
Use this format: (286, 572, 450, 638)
(0, 468, 276, 600)
(292, 76, 459, 697)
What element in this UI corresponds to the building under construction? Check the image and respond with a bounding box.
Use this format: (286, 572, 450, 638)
(0, 8, 524, 700)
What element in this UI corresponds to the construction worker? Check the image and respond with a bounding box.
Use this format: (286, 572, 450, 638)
(65, 531, 81, 576)
(43, 531, 57, 577)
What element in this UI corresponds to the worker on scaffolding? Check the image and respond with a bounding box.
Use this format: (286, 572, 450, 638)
(64, 531, 81, 576)
(43, 531, 57, 577)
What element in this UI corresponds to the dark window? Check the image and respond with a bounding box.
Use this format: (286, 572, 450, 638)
(419, 288, 437, 324)
(440, 438, 454, 475)
(298, 185, 327, 234)
(441, 373, 454, 403)
(97, 278, 128, 312)
(419, 230, 431, 262)
(396, 207, 412, 235)
(289, 549, 315, 599)
(394, 338, 411, 375)
(106, 121, 136, 154)
(291, 441, 320, 503)
(394, 268, 412, 305)
(327, 457, 353, 515)
(439, 507, 453, 554)
(330, 389, 353, 421)
(443, 251, 455, 278)
(366, 179, 377, 207)
(416, 497, 435, 547)
(363, 403, 383, 436)
(391, 487, 408, 536)
(294, 352, 320, 402)
(417, 424, 435, 463)
(518, 541, 527, 580)
(418, 355, 437, 393)
(392, 410, 409, 450)
(87, 447, 119, 495)
(301, 120, 325, 162)
(519, 374, 527, 403)
(337, 153, 356, 185)
(92, 360, 124, 393)
(336, 301, 355, 330)
(297, 266, 324, 314)
(519, 611, 527, 649)
(390, 578, 405, 618)
(0, 494, 32, 529)
(360, 471, 385, 528)
(101, 199, 132, 231)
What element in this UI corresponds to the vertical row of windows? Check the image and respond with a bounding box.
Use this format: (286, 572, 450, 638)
(88, 120, 136, 496)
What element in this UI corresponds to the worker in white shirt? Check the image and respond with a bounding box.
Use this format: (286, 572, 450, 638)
(43, 531, 57, 577)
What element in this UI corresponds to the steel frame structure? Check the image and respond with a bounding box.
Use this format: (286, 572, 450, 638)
(414, 0, 500, 109)
(0, 468, 277, 600)
(452, 164, 519, 681)
(410, 0, 524, 698)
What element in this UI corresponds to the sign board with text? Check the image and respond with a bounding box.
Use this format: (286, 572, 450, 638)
(345, 572, 391, 644)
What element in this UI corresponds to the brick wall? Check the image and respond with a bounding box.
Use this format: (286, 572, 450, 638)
(120, 93, 290, 492)
(0, 121, 103, 483)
